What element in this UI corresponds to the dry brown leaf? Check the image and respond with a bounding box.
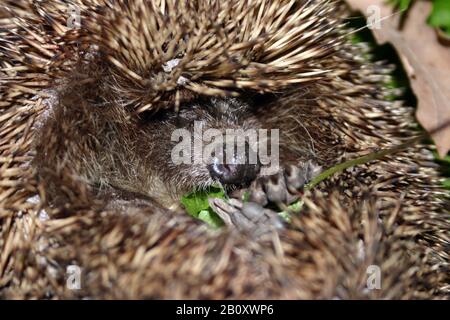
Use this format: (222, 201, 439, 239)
(345, 0, 450, 157)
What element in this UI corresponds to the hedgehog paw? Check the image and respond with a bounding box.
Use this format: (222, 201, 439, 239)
(249, 160, 322, 207)
(208, 197, 283, 238)
(208, 160, 321, 237)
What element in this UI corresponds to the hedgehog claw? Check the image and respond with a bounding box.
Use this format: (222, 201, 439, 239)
(248, 179, 268, 206)
(265, 173, 288, 203)
(249, 160, 321, 208)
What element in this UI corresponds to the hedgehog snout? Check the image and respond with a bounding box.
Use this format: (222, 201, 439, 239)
(207, 141, 261, 185)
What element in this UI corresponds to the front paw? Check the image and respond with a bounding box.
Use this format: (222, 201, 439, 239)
(208, 161, 321, 238)
(208, 197, 283, 238)
(249, 160, 322, 207)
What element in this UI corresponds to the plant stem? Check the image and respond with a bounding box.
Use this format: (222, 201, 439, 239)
(305, 134, 425, 190)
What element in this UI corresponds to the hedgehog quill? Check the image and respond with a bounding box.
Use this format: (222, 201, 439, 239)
(0, 0, 449, 299)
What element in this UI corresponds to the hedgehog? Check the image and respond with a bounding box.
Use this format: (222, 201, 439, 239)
(0, 0, 448, 299)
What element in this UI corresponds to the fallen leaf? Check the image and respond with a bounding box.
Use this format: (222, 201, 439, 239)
(345, 0, 450, 157)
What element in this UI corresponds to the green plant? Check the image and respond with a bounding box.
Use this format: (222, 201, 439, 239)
(387, 0, 413, 11)
(388, 0, 450, 35)
(181, 186, 225, 228)
(428, 0, 450, 35)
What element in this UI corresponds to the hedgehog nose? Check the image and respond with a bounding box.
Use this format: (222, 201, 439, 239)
(207, 142, 260, 185)
(208, 162, 260, 185)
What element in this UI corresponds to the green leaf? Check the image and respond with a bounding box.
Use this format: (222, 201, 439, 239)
(198, 209, 224, 228)
(429, 0, 450, 34)
(400, 0, 413, 11)
(278, 199, 304, 222)
(181, 186, 225, 228)
(242, 191, 250, 202)
(387, 0, 413, 11)
(443, 179, 450, 190)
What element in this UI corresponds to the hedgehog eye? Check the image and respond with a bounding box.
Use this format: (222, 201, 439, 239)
(141, 108, 170, 122)
(250, 93, 278, 111)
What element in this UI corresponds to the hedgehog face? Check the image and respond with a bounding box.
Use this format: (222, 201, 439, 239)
(34, 73, 332, 209)
(140, 96, 267, 196)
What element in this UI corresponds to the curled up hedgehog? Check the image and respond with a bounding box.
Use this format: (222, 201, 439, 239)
(0, 0, 449, 299)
